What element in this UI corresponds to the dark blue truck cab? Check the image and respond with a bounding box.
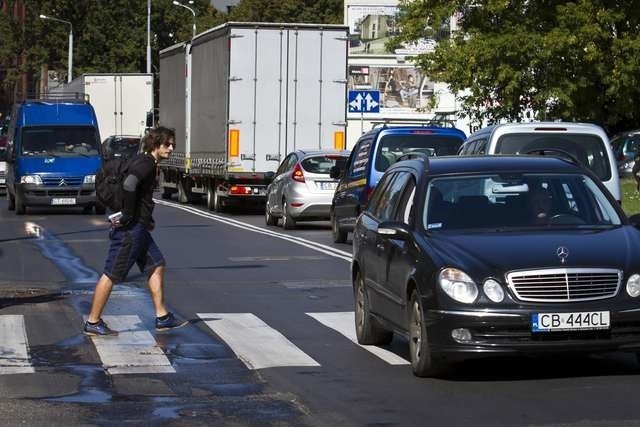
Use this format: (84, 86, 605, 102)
(5, 95, 104, 215)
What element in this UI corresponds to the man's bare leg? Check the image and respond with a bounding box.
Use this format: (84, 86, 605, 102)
(87, 274, 115, 323)
(147, 265, 168, 318)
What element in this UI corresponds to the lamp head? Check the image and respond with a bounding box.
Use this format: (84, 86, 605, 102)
(39, 14, 48, 19)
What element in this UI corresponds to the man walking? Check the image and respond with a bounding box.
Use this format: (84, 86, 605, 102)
(84, 126, 187, 336)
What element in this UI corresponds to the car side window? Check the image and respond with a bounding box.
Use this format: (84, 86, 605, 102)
(474, 139, 488, 154)
(350, 138, 373, 178)
(395, 177, 417, 225)
(367, 173, 395, 217)
(377, 172, 410, 222)
(276, 155, 292, 176)
(460, 140, 477, 155)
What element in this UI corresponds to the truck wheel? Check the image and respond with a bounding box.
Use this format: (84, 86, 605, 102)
(206, 184, 220, 211)
(354, 271, 393, 345)
(15, 193, 25, 215)
(331, 212, 347, 243)
(7, 192, 15, 211)
(282, 200, 296, 230)
(94, 202, 106, 215)
(265, 202, 277, 226)
(409, 289, 446, 378)
(177, 180, 189, 204)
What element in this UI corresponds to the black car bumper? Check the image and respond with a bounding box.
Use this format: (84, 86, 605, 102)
(425, 305, 640, 358)
(18, 184, 96, 207)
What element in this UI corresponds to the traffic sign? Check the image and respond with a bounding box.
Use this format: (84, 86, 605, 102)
(348, 90, 380, 113)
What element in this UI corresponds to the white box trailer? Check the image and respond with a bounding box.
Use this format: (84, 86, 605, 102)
(158, 22, 348, 211)
(50, 73, 154, 140)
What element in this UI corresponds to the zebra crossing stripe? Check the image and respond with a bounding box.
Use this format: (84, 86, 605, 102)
(0, 315, 35, 375)
(306, 312, 410, 365)
(87, 315, 175, 375)
(197, 313, 320, 369)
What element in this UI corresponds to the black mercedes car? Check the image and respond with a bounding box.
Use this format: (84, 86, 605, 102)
(352, 154, 640, 377)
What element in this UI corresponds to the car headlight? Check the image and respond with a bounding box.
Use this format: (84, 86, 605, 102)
(20, 175, 42, 185)
(84, 174, 96, 184)
(438, 268, 478, 304)
(626, 274, 640, 297)
(483, 279, 505, 303)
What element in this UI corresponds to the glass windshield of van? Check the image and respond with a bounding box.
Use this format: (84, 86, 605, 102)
(375, 134, 463, 172)
(495, 134, 611, 180)
(21, 126, 100, 156)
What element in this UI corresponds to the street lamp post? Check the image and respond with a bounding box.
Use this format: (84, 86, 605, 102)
(172, 1, 196, 39)
(147, 0, 151, 74)
(39, 14, 73, 83)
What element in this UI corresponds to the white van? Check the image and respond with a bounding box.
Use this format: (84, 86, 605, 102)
(458, 122, 621, 202)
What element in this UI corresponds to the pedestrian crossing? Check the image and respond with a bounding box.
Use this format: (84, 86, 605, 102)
(0, 312, 409, 376)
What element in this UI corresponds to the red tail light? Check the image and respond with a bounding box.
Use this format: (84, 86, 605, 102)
(292, 163, 305, 183)
(229, 185, 253, 195)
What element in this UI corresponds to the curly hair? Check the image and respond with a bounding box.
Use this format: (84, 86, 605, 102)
(142, 126, 176, 154)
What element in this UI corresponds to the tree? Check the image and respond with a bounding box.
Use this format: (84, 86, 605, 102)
(228, 0, 342, 24)
(394, 0, 640, 132)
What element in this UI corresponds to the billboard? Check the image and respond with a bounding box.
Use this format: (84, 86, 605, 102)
(347, 5, 399, 55)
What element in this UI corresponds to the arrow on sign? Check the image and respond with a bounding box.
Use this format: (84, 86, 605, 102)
(349, 93, 363, 112)
(364, 93, 379, 111)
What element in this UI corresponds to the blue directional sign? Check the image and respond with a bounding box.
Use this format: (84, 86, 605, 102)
(348, 90, 380, 113)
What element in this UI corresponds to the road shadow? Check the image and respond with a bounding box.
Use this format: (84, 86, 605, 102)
(0, 292, 64, 310)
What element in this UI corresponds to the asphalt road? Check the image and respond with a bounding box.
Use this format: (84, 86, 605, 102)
(1, 194, 640, 426)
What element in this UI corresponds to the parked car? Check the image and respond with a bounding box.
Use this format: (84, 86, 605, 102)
(330, 125, 466, 243)
(265, 150, 349, 229)
(102, 135, 142, 160)
(609, 129, 640, 176)
(352, 153, 640, 377)
(458, 122, 621, 202)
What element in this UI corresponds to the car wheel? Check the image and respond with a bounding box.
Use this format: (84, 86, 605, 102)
(282, 200, 296, 230)
(409, 290, 446, 377)
(265, 202, 278, 226)
(7, 192, 15, 211)
(331, 212, 347, 243)
(94, 202, 106, 215)
(354, 270, 393, 345)
(15, 192, 25, 215)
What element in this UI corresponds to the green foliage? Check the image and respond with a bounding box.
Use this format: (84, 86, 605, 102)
(228, 0, 342, 24)
(394, 0, 640, 132)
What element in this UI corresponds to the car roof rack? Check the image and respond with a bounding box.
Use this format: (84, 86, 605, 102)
(370, 117, 456, 129)
(25, 92, 90, 103)
(524, 148, 581, 166)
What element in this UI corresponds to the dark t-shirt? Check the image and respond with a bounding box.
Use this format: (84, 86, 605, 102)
(126, 154, 157, 226)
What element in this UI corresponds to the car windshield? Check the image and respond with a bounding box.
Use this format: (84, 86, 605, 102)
(301, 155, 348, 174)
(105, 137, 140, 159)
(424, 173, 622, 231)
(375, 133, 463, 172)
(495, 133, 611, 180)
(21, 126, 100, 156)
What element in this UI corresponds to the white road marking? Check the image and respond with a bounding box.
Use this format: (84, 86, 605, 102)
(197, 313, 320, 369)
(307, 312, 410, 365)
(87, 315, 175, 375)
(154, 199, 352, 261)
(0, 315, 35, 374)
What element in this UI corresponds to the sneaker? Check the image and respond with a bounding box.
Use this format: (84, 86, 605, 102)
(83, 319, 118, 336)
(155, 312, 188, 331)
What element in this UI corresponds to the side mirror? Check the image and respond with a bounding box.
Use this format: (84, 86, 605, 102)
(330, 166, 342, 179)
(629, 213, 640, 229)
(146, 111, 154, 128)
(376, 221, 411, 240)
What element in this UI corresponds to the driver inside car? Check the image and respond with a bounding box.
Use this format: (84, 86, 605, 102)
(528, 185, 553, 225)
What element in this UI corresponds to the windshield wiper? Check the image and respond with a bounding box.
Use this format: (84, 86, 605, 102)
(43, 150, 59, 157)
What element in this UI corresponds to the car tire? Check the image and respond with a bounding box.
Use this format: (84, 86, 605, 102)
(331, 211, 347, 243)
(94, 202, 106, 215)
(7, 192, 15, 211)
(409, 289, 446, 377)
(206, 183, 217, 211)
(15, 192, 25, 215)
(282, 200, 296, 230)
(354, 270, 393, 345)
(265, 202, 278, 226)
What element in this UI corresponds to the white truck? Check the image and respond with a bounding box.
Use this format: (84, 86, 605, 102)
(50, 73, 154, 140)
(158, 22, 348, 211)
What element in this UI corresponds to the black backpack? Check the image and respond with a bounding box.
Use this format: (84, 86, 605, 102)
(95, 156, 133, 212)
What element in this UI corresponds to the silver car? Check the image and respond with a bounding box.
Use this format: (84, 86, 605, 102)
(265, 150, 350, 229)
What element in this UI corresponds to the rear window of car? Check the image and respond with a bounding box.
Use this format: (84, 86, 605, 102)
(495, 133, 611, 181)
(301, 155, 348, 174)
(374, 134, 464, 172)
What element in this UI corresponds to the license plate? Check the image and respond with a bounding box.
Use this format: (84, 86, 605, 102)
(51, 198, 76, 206)
(318, 181, 337, 190)
(531, 311, 610, 332)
